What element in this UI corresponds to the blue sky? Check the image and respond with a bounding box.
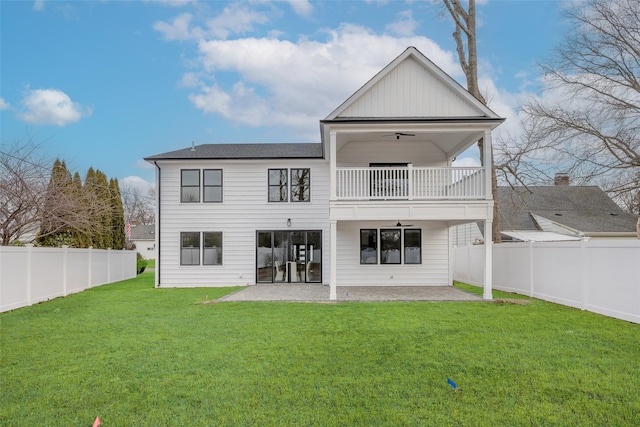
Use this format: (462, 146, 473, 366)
(0, 0, 569, 193)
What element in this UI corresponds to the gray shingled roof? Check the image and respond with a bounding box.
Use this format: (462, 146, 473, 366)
(498, 186, 639, 233)
(129, 224, 155, 240)
(145, 143, 324, 161)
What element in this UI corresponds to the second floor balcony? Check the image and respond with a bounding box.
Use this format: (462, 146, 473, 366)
(335, 166, 487, 201)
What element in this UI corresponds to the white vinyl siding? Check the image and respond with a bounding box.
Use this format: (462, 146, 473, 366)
(157, 159, 330, 287)
(336, 221, 449, 286)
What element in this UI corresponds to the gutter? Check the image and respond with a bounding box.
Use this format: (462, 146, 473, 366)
(153, 161, 161, 287)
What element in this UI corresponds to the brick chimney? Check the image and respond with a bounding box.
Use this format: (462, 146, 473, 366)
(554, 173, 570, 186)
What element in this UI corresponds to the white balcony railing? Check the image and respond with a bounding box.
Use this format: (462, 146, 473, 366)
(336, 166, 486, 200)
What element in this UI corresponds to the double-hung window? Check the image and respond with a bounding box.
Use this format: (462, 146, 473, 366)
(290, 168, 310, 202)
(180, 231, 223, 266)
(181, 169, 223, 203)
(203, 169, 223, 202)
(181, 170, 200, 203)
(268, 169, 288, 202)
(180, 232, 200, 265)
(203, 232, 223, 265)
(268, 168, 311, 202)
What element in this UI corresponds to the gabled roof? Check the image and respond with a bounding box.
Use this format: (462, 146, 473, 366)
(145, 143, 324, 161)
(498, 186, 639, 234)
(129, 224, 155, 241)
(324, 46, 501, 121)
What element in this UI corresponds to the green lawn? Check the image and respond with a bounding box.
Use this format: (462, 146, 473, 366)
(2, 273, 639, 426)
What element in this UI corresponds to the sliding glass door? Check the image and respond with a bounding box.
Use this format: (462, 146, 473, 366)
(256, 230, 322, 283)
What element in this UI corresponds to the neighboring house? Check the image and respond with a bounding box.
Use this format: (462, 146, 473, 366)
(145, 47, 504, 300)
(129, 224, 156, 259)
(498, 183, 640, 241)
(455, 177, 640, 244)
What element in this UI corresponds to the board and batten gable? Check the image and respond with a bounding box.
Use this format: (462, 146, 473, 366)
(155, 158, 330, 287)
(337, 56, 483, 118)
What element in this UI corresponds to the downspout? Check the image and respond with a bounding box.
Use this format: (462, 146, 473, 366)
(153, 161, 161, 287)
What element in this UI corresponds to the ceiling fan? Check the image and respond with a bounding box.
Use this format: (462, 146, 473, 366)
(382, 132, 415, 140)
(391, 221, 414, 227)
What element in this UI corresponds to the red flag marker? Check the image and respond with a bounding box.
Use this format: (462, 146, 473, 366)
(93, 416, 101, 427)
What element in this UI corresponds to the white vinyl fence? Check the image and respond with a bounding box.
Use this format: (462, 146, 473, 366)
(0, 245, 137, 313)
(453, 240, 640, 324)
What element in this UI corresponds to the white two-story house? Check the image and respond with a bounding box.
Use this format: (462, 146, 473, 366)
(145, 47, 503, 300)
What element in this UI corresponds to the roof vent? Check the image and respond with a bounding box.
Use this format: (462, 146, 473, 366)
(190, 141, 196, 152)
(554, 173, 570, 186)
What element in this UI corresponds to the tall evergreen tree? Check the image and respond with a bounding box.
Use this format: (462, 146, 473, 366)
(70, 171, 90, 247)
(83, 167, 98, 247)
(38, 160, 74, 246)
(109, 178, 126, 250)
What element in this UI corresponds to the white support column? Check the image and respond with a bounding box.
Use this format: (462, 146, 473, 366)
(483, 220, 493, 300)
(330, 220, 337, 300)
(329, 131, 337, 201)
(483, 129, 493, 199)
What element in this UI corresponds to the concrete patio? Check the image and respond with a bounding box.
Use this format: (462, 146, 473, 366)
(216, 284, 482, 302)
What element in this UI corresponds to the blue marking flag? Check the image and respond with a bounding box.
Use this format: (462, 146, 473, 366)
(447, 378, 457, 391)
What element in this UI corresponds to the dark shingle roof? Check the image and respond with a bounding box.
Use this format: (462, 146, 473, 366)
(498, 186, 639, 233)
(145, 143, 324, 161)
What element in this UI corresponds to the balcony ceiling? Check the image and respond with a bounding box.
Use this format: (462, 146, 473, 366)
(335, 129, 484, 160)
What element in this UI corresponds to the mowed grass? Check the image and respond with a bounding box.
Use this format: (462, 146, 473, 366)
(2, 273, 639, 426)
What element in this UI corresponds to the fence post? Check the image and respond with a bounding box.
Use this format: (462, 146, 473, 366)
(529, 241, 534, 297)
(62, 245, 69, 296)
(581, 238, 588, 310)
(26, 244, 33, 307)
(107, 248, 111, 284)
(87, 246, 93, 289)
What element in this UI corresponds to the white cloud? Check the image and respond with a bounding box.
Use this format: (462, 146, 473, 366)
(18, 88, 92, 126)
(33, 0, 44, 11)
(205, 4, 269, 39)
(121, 176, 155, 194)
(386, 9, 419, 36)
(154, 4, 269, 41)
(154, 13, 203, 41)
(286, 0, 313, 17)
(145, 0, 196, 7)
(185, 24, 460, 136)
(0, 98, 10, 110)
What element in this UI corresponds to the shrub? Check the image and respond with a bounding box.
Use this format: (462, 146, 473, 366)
(136, 253, 148, 275)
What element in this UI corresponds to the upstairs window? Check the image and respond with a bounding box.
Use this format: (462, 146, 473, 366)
(181, 170, 200, 203)
(290, 168, 310, 202)
(203, 169, 223, 203)
(268, 169, 288, 202)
